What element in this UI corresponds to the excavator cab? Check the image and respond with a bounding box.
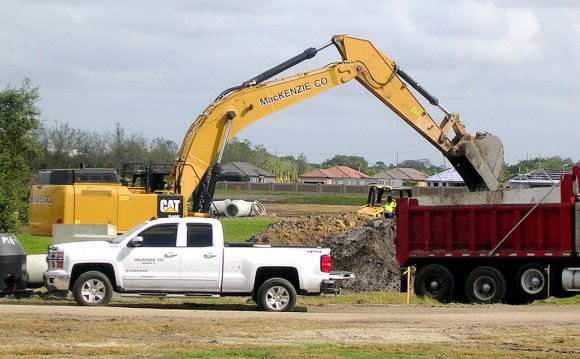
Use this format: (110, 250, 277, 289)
(357, 185, 412, 217)
(121, 162, 172, 194)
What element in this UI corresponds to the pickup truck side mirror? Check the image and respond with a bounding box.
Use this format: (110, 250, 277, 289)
(128, 236, 144, 247)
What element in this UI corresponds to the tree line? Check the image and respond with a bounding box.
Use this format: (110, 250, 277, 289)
(1, 80, 577, 231)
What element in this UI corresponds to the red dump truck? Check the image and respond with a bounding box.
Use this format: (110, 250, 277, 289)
(396, 166, 580, 304)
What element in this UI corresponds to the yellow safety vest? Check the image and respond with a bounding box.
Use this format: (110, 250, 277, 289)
(384, 200, 397, 213)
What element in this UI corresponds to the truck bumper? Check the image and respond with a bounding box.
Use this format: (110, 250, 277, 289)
(321, 271, 356, 294)
(43, 270, 70, 297)
(321, 279, 340, 294)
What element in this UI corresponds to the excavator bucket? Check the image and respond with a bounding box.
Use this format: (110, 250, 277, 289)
(449, 132, 504, 192)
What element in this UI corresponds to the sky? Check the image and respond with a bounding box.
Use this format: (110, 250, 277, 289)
(1, 0, 579, 167)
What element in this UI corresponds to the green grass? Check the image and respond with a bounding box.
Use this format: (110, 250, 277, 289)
(220, 218, 278, 242)
(15, 233, 51, 255)
(214, 189, 367, 205)
(283, 195, 364, 205)
(173, 344, 428, 359)
(17, 218, 277, 254)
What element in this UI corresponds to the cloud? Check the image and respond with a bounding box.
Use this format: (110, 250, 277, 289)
(1, 1, 579, 166)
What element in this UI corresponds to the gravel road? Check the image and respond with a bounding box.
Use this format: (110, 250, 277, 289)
(1, 301, 579, 357)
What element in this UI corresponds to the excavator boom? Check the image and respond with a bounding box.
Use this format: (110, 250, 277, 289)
(167, 34, 504, 211)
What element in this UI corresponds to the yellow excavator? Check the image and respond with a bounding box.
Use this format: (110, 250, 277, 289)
(29, 34, 504, 236)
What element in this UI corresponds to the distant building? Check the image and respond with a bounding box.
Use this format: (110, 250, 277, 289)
(371, 167, 428, 187)
(300, 166, 368, 185)
(220, 162, 276, 183)
(426, 168, 465, 188)
(508, 169, 566, 189)
(369, 171, 402, 186)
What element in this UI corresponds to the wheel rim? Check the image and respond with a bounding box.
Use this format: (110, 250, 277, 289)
(424, 275, 443, 296)
(472, 275, 497, 301)
(80, 279, 106, 304)
(520, 268, 545, 295)
(265, 285, 290, 310)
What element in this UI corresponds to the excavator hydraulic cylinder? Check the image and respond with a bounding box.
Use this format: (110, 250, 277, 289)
(244, 47, 318, 85)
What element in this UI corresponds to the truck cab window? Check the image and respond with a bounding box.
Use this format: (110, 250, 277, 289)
(187, 224, 213, 247)
(138, 225, 178, 247)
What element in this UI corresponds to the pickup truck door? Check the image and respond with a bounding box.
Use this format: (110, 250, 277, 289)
(121, 224, 181, 290)
(178, 223, 221, 292)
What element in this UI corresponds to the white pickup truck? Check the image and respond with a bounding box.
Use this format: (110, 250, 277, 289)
(43, 217, 344, 312)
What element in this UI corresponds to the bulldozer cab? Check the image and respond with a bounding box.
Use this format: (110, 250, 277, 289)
(357, 185, 412, 217)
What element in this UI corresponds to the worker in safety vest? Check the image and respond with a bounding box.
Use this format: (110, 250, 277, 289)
(383, 195, 396, 219)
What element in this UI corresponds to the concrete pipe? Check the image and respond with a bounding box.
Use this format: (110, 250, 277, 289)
(225, 200, 254, 218)
(251, 201, 266, 216)
(26, 254, 48, 289)
(210, 199, 232, 216)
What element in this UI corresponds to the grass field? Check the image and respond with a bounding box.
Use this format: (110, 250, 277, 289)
(220, 218, 277, 242)
(17, 218, 277, 255)
(16, 233, 51, 254)
(283, 195, 364, 205)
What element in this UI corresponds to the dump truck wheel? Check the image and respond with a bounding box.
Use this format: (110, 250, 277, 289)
(414, 264, 455, 303)
(516, 263, 547, 302)
(465, 266, 506, 304)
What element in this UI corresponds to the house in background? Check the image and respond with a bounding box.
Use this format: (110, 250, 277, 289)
(371, 167, 428, 187)
(220, 162, 276, 183)
(299, 166, 368, 185)
(369, 171, 402, 186)
(426, 168, 465, 187)
(508, 169, 566, 189)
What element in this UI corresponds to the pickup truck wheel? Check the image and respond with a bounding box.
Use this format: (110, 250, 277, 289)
(72, 271, 113, 306)
(256, 278, 297, 312)
(516, 263, 547, 301)
(413, 264, 455, 303)
(465, 266, 506, 304)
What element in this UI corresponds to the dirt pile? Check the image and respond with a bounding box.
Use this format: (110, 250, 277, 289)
(250, 213, 400, 291)
(251, 213, 370, 246)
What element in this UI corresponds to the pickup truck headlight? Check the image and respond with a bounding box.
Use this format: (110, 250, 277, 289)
(47, 248, 65, 269)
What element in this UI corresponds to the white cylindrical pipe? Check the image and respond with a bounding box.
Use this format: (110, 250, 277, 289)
(210, 199, 232, 216)
(225, 200, 254, 218)
(250, 201, 266, 216)
(26, 254, 48, 289)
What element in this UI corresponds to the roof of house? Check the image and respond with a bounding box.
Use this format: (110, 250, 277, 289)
(508, 169, 566, 185)
(382, 167, 428, 181)
(369, 171, 396, 179)
(426, 168, 465, 183)
(300, 165, 368, 179)
(222, 162, 275, 178)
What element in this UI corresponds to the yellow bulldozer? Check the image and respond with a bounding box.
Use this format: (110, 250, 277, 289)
(357, 185, 413, 217)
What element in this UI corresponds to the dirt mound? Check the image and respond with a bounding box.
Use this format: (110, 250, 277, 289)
(250, 213, 400, 291)
(251, 213, 370, 246)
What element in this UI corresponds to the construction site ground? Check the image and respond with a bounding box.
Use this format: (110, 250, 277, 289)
(4, 201, 579, 357)
(1, 299, 578, 357)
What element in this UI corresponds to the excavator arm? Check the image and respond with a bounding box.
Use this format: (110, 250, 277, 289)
(167, 35, 504, 213)
(332, 35, 503, 191)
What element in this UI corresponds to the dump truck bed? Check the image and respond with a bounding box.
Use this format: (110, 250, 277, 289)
(395, 172, 577, 267)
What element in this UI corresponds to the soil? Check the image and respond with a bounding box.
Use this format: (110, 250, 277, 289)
(253, 204, 400, 291)
(0, 303, 578, 357)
